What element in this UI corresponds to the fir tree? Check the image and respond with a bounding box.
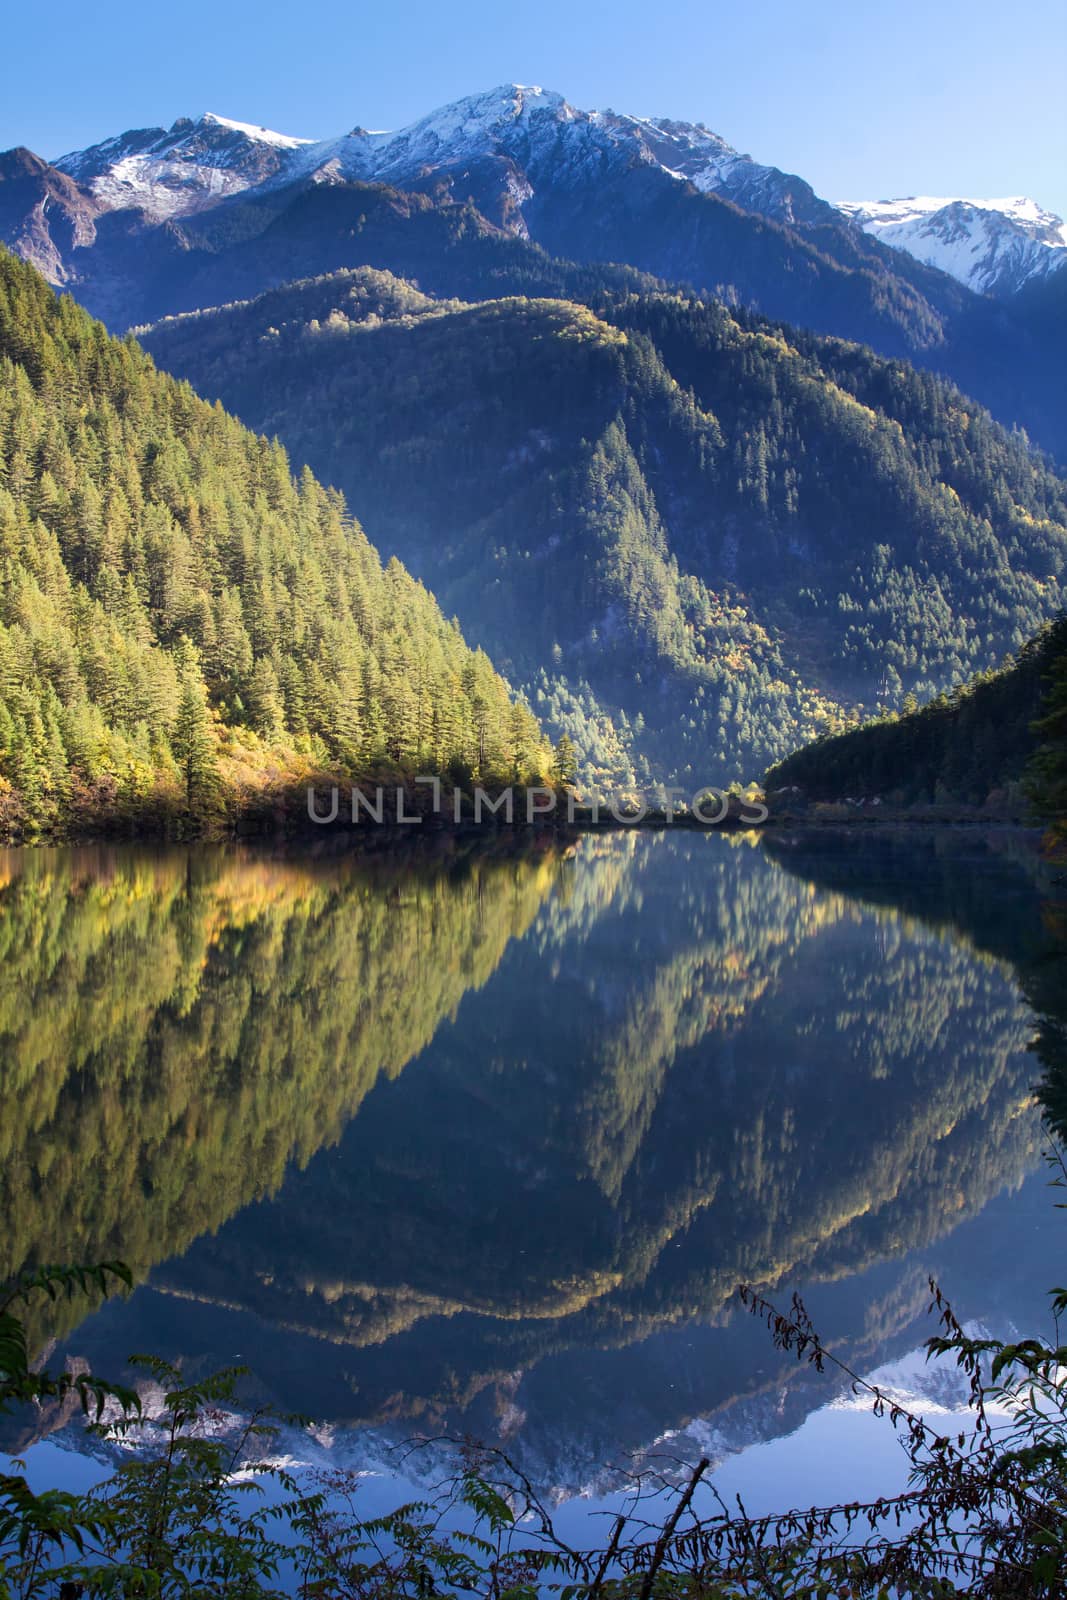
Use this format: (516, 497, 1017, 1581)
(552, 733, 578, 786)
(172, 678, 219, 810)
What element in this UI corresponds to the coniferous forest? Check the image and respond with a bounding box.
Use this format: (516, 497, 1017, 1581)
(0, 248, 552, 837)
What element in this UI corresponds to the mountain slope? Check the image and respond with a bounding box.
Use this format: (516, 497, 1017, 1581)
(56, 111, 315, 220)
(763, 614, 1067, 808)
(836, 195, 1067, 297)
(0, 247, 550, 835)
(0, 147, 102, 285)
(142, 267, 1067, 784)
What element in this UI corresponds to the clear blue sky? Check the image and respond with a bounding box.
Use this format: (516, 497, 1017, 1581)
(3, 0, 1065, 213)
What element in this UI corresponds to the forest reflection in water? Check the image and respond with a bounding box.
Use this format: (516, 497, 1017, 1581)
(1, 825, 1064, 1491)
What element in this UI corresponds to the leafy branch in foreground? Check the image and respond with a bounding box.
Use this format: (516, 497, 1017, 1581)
(3, 1244, 1067, 1597)
(0, 1264, 137, 1421)
(1, 1264, 138, 1600)
(728, 1274, 1067, 1596)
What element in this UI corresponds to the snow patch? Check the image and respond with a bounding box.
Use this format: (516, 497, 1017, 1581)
(199, 112, 314, 149)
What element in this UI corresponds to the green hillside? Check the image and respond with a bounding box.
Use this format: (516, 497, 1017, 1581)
(764, 614, 1067, 818)
(0, 248, 551, 836)
(143, 267, 1067, 786)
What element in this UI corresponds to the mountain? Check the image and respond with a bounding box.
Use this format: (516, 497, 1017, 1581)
(55, 111, 316, 221)
(0, 146, 101, 285)
(837, 194, 1067, 297)
(55, 90, 1064, 300)
(7, 93, 1067, 792)
(141, 265, 1067, 784)
(4, 87, 1063, 456)
(763, 614, 1067, 810)
(0, 246, 551, 836)
(48, 89, 845, 231)
(35, 86, 979, 361)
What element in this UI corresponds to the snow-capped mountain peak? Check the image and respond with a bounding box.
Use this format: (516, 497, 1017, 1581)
(302, 84, 579, 189)
(309, 85, 831, 227)
(55, 113, 316, 220)
(374, 81, 572, 140)
(836, 192, 1067, 296)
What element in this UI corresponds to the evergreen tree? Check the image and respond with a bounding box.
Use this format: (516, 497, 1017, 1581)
(552, 733, 578, 786)
(172, 677, 219, 810)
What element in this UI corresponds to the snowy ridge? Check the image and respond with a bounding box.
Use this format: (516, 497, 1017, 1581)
(837, 193, 1067, 296)
(50, 85, 830, 234)
(51, 1326, 1008, 1512)
(195, 113, 312, 149)
(827, 1328, 1015, 1418)
(56, 113, 316, 221)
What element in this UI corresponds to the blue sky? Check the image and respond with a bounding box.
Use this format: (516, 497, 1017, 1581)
(3, 0, 1065, 213)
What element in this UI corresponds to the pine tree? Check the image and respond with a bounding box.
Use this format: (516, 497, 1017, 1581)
(552, 733, 578, 786)
(171, 678, 219, 811)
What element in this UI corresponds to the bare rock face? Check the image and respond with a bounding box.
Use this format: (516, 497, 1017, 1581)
(0, 147, 100, 284)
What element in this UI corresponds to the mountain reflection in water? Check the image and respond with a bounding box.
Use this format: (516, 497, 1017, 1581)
(1, 827, 1061, 1495)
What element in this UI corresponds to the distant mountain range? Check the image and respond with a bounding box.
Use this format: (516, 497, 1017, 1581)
(3, 85, 1067, 786)
(42, 89, 1067, 299)
(49, 90, 837, 231)
(2, 84, 1063, 463)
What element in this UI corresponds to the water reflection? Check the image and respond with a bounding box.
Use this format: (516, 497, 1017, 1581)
(1, 828, 1061, 1492)
(0, 835, 563, 1347)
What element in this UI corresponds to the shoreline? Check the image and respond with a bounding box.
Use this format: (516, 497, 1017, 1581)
(0, 809, 1048, 852)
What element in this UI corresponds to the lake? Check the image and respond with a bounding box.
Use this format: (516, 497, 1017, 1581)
(1, 826, 1063, 1537)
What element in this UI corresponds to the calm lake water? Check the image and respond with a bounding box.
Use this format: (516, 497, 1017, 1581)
(2, 827, 1063, 1529)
